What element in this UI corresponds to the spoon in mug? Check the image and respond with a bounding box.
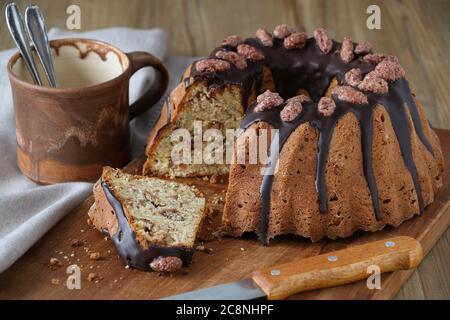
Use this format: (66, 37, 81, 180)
(25, 5, 58, 87)
(5, 3, 43, 86)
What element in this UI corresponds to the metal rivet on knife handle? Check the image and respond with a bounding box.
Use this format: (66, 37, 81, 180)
(270, 269, 281, 276)
(385, 240, 395, 247)
(327, 255, 338, 262)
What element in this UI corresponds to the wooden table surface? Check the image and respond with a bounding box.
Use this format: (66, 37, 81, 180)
(0, 0, 449, 299)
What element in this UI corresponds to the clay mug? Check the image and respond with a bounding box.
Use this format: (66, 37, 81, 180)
(7, 38, 169, 184)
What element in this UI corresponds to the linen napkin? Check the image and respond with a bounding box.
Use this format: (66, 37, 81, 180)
(0, 27, 194, 273)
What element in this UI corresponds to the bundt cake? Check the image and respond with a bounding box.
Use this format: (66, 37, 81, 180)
(89, 167, 206, 272)
(144, 26, 444, 243)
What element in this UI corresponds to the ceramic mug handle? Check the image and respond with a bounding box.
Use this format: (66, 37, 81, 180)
(126, 52, 169, 120)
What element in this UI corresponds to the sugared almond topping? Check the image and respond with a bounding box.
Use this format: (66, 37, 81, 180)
(150, 256, 183, 273)
(340, 37, 354, 63)
(287, 94, 312, 104)
(215, 50, 247, 70)
(354, 41, 372, 55)
(314, 28, 333, 54)
(237, 44, 265, 62)
(332, 86, 368, 105)
(256, 28, 273, 47)
(374, 60, 406, 82)
(363, 53, 399, 65)
(344, 68, 363, 87)
(358, 71, 389, 94)
(280, 100, 303, 122)
(255, 90, 284, 112)
(318, 97, 336, 116)
(195, 59, 230, 73)
(221, 35, 244, 48)
(273, 24, 295, 39)
(284, 32, 308, 50)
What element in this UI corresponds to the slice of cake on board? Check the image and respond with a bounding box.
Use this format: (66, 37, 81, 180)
(89, 167, 206, 272)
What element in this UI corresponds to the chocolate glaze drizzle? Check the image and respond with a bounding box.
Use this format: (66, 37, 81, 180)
(189, 36, 434, 244)
(101, 181, 193, 271)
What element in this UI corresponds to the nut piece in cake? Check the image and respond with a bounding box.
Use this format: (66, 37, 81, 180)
(355, 41, 372, 55)
(150, 256, 183, 273)
(314, 28, 333, 54)
(273, 24, 295, 39)
(374, 60, 405, 82)
(237, 44, 265, 62)
(345, 68, 363, 87)
(318, 97, 336, 116)
(256, 28, 273, 47)
(254, 90, 284, 112)
(363, 53, 399, 65)
(195, 59, 230, 73)
(332, 86, 368, 105)
(340, 37, 354, 63)
(221, 35, 243, 48)
(284, 32, 308, 50)
(358, 71, 389, 94)
(215, 50, 247, 70)
(281, 100, 303, 122)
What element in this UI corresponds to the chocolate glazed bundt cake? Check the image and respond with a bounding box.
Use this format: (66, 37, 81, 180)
(145, 25, 444, 243)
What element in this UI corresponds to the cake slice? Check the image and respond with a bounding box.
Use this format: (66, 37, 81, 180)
(89, 167, 206, 272)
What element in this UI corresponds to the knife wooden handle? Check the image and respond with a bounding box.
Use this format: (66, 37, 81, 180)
(251, 236, 423, 300)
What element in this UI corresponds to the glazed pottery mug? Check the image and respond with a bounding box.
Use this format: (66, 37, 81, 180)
(7, 38, 169, 184)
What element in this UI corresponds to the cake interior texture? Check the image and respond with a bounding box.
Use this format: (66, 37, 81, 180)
(144, 80, 244, 178)
(94, 167, 205, 249)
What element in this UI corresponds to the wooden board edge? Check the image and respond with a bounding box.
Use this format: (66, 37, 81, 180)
(371, 200, 450, 299)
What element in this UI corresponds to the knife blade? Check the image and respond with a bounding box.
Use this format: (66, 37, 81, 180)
(162, 236, 422, 300)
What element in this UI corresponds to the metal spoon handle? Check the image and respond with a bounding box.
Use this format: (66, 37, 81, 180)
(25, 5, 58, 87)
(5, 3, 43, 86)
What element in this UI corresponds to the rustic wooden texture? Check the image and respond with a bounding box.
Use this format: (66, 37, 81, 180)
(0, 0, 449, 299)
(0, 129, 448, 300)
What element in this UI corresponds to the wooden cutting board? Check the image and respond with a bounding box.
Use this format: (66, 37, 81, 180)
(0, 129, 449, 300)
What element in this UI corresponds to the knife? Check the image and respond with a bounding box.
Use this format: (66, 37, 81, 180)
(162, 236, 422, 300)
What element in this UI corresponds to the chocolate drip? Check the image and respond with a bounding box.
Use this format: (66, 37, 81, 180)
(190, 35, 434, 243)
(314, 118, 336, 213)
(376, 81, 425, 212)
(166, 96, 171, 125)
(101, 181, 193, 271)
(396, 79, 434, 155)
(358, 105, 382, 220)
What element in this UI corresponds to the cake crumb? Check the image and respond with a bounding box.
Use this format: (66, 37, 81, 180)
(48, 258, 62, 270)
(89, 252, 101, 260)
(87, 273, 100, 282)
(51, 278, 60, 286)
(71, 239, 85, 247)
(209, 174, 220, 184)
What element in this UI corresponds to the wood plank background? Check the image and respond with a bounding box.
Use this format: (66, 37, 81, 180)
(0, 0, 448, 299)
